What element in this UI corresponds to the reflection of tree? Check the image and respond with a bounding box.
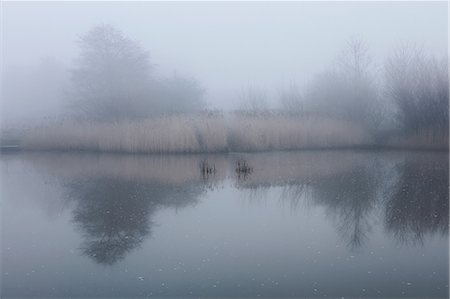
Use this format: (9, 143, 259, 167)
(311, 165, 381, 250)
(280, 183, 309, 210)
(56, 152, 448, 265)
(237, 161, 381, 250)
(65, 178, 203, 265)
(384, 156, 449, 245)
(230, 153, 448, 250)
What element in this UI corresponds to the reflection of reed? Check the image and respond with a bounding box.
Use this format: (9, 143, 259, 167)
(25, 152, 228, 186)
(25, 151, 375, 188)
(229, 151, 374, 189)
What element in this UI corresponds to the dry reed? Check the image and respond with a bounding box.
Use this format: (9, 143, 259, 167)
(22, 113, 372, 153)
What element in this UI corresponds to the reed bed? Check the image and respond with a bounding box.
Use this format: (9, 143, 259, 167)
(22, 113, 371, 153)
(385, 128, 449, 151)
(23, 115, 228, 153)
(227, 114, 370, 151)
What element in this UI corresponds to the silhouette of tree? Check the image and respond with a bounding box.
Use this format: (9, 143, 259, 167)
(385, 45, 449, 137)
(70, 25, 153, 120)
(306, 38, 384, 134)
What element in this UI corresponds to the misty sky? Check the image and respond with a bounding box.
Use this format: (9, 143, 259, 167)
(2, 1, 448, 113)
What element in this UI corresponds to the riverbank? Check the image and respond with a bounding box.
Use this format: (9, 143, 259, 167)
(2, 114, 448, 153)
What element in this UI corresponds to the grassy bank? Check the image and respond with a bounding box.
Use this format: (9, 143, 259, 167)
(18, 114, 371, 153)
(7, 113, 447, 153)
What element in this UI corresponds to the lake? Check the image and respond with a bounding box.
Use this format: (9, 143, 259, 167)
(1, 150, 448, 298)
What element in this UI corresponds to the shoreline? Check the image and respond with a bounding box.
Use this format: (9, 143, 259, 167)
(2, 144, 447, 155)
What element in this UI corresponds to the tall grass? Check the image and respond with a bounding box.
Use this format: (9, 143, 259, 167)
(386, 128, 449, 150)
(227, 114, 370, 151)
(22, 113, 372, 153)
(23, 114, 228, 153)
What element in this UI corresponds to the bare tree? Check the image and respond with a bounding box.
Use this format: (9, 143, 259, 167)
(306, 38, 383, 134)
(385, 44, 448, 136)
(337, 38, 383, 129)
(337, 38, 373, 83)
(238, 86, 269, 115)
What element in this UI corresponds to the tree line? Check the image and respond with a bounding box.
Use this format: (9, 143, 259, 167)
(69, 25, 448, 143)
(278, 39, 448, 142)
(69, 25, 205, 121)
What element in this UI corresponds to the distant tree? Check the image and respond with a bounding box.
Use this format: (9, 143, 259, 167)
(279, 83, 303, 115)
(306, 38, 384, 132)
(153, 74, 205, 115)
(70, 25, 206, 120)
(238, 86, 269, 114)
(385, 45, 449, 136)
(338, 38, 386, 133)
(337, 38, 372, 82)
(70, 25, 153, 120)
(306, 70, 347, 118)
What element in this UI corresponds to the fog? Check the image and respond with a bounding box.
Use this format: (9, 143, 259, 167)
(1, 3, 449, 297)
(2, 1, 447, 124)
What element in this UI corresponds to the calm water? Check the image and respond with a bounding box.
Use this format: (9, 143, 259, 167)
(1, 151, 448, 298)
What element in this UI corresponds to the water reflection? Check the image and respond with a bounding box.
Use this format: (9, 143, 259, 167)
(20, 151, 449, 262)
(311, 163, 382, 249)
(384, 154, 449, 245)
(231, 152, 448, 250)
(66, 178, 204, 264)
(232, 153, 386, 249)
(69, 179, 153, 265)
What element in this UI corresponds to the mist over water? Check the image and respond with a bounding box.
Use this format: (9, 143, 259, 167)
(1, 151, 448, 298)
(1, 2, 448, 298)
